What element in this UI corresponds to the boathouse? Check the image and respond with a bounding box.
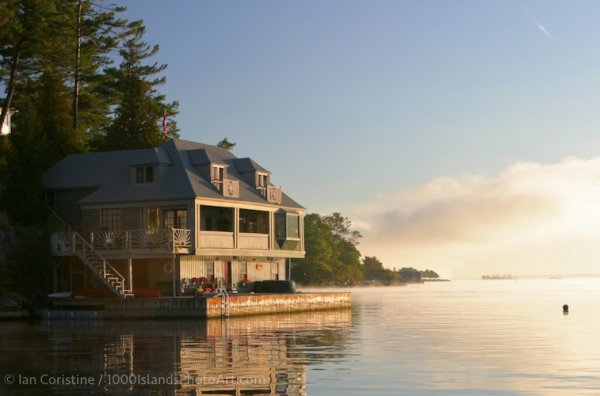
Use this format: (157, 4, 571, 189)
(44, 139, 305, 298)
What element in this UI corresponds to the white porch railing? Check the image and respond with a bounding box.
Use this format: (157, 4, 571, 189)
(51, 232, 132, 298)
(238, 233, 269, 249)
(198, 231, 235, 249)
(85, 228, 192, 255)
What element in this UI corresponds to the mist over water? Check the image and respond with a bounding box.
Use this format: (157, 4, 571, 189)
(1, 279, 600, 395)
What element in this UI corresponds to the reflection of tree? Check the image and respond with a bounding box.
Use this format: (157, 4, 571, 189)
(1, 310, 352, 395)
(177, 310, 353, 395)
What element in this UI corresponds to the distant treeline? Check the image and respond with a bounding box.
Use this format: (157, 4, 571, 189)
(291, 212, 439, 286)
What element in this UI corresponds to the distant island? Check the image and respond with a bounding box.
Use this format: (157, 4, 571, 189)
(481, 274, 517, 280)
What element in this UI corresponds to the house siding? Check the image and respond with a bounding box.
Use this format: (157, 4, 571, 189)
(81, 208, 100, 233)
(121, 207, 141, 229)
(53, 188, 97, 230)
(179, 256, 285, 284)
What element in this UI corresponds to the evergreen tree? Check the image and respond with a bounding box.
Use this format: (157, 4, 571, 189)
(0, 0, 57, 167)
(0, 2, 180, 305)
(0, 0, 129, 165)
(2, 73, 78, 225)
(100, 21, 178, 150)
(62, 0, 128, 143)
(0, 0, 54, 131)
(217, 137, 236, 151)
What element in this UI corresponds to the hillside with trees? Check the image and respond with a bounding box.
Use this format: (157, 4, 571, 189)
(0, 0, 178, 305)
(291, 213, 364, 285)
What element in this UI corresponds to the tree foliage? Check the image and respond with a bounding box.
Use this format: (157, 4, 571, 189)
(0, 1, 179, 304)
(363, 256, 403, 285)
(217, 137, 236, 151)
(292, 212, 364, 285)
(98, 21, 179, 150)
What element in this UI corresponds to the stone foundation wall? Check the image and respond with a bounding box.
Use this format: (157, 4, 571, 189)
(45, 292, 351, 320)
(206, 292, 352, 318)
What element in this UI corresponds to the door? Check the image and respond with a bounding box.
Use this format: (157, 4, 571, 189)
(224, 261, 232, 286)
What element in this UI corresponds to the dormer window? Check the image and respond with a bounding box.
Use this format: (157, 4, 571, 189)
(211, 165, 225, 189)
(136, 166, 154, 184)
(256, 173, 268, 188)
(256, 172, 268, 197)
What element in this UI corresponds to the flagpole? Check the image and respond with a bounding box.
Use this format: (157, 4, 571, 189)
(162, 109, 168, 141)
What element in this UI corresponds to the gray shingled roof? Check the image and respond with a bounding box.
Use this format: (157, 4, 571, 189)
(43, 139, 303, 209)
(232, 157, 270, 173)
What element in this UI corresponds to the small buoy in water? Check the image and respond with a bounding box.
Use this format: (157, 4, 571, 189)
(563, 304, 569, 313)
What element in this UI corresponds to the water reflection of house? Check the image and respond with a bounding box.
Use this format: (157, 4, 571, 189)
(44, 139, 305, 298)
(90, 311, 351, 395)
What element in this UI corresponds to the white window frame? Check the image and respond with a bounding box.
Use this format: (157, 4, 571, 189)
(256, 172, 268, 188)
(135, 166, 155, 184)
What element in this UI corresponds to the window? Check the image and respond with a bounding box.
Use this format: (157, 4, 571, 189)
(256, 173, 268, 188)
(205, 261, 215, 279)
(239, 209, 269, 234)
(147, 209, 160, 232)
(286, 214, 300, 239)
(275, 213, 286, 240)
(211, 165, 225, 190)
(256, 173, 268, 197)
(239, 262, 248, 281)
(163, 209, 187, 229)
(200, 205, 234, 232)
(136, 166, 154, 184)
(275, 212, 300, 240)
(211, 165, 224, 182)
(100, 208, 121, 230)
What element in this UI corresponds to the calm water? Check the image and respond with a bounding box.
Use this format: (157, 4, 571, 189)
(2, 279, 600, 395)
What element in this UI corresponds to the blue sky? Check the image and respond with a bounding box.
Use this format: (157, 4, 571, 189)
(119, 1, 600, 276)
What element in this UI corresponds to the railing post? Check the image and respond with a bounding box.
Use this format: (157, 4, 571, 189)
(169, 228, 174, 253)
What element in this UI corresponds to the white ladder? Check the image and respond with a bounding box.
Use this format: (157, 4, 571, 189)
(217, 278, 230, 318)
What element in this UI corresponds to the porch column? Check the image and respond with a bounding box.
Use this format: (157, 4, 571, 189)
(269, 211, 274, 250)
(127, 258, 133, 292)
(171, 255, 177, 296)
(52, 260, 58, 293)
(234, 207, 239, 249)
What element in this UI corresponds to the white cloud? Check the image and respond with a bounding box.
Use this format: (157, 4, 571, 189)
(346, 157, 600, 278)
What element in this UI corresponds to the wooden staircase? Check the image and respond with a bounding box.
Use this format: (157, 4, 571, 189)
(57, 232, 134, 299)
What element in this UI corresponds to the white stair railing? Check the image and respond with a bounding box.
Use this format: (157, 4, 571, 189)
(217, 277, 230, 318)
(59, 232, 133, 299)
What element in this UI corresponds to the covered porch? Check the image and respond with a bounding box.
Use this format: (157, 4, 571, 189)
(50, 229, 192, 298)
